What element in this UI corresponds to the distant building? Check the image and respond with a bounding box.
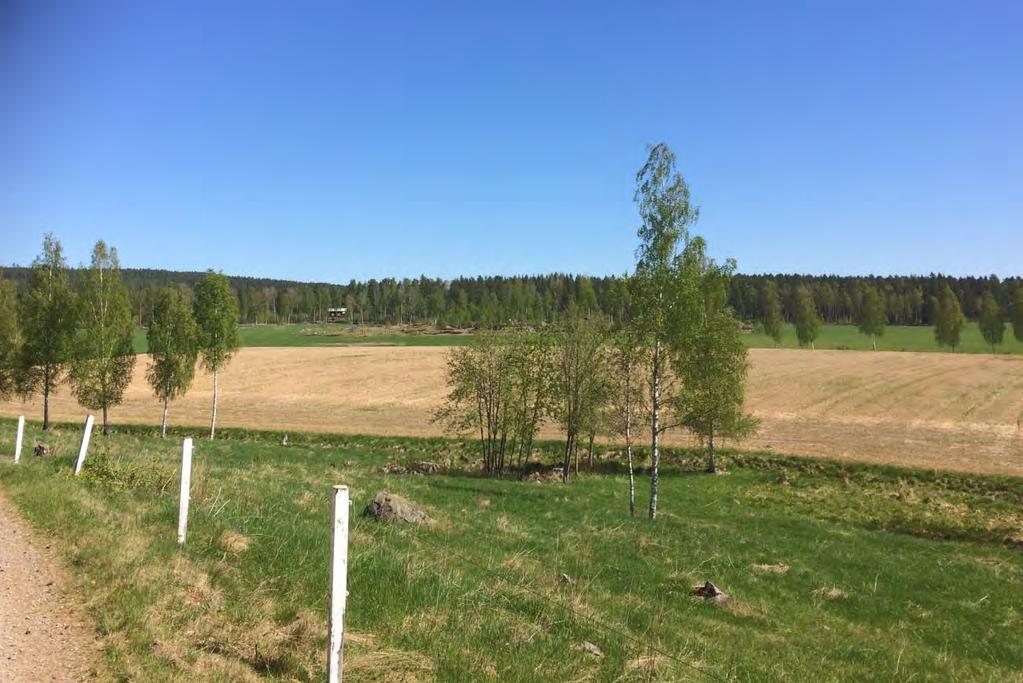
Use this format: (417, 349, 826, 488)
(326, 307, 348, 323)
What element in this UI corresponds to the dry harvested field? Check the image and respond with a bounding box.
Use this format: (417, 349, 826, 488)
(3, 346, 1022, 476)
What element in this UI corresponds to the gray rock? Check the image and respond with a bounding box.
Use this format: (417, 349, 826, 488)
(362, 491, 431, 524)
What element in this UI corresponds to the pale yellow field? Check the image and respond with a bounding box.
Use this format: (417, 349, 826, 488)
(3, 346, 1022, 477)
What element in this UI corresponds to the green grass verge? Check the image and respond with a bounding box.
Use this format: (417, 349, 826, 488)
(743, 321, 1023, 354)
(1, 417, 1021, 680)
(134, 322, 1023, 355)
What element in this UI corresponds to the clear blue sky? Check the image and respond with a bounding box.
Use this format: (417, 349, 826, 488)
(2, 1, 1020, 282)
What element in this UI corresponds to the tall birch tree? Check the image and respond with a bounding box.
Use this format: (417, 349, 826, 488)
(978, 291, 1004, 353)
(794, 286, 822, 349)
(0, 273, 18, 400)
(147, 287, 198, 437)
(605, 327, 649, 515)
(629, 143, 700, 519)
(17, 234, 76, 429)
(68, 241, 136, 435)
(193, 271, 240, 439)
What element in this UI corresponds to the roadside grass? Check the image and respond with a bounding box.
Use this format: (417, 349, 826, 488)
(134, 322, 1023, 355)
(1, 417, 1022, 681)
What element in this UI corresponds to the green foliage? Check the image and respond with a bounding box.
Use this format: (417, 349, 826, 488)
(505, 329, 556, 466)
(435, 332, 515, 474)
(192, 271, 241, 373)
(16, 233, 77, 428)
(672, 263, 757, 472)
(794, 286, 822, 348)
(933, 284, 966, 351)
(3, 419, 1023, 681)
(68, 241, 136, 434)
(856, 284, 886, 350)
(977, 291, 1004, 352)
(1011, 288, 1023, 342)
(0, 272, 18, 399)
(146, 287, 199, 434)
(759, 280, 784, 345)
(551, 315, 608, 481)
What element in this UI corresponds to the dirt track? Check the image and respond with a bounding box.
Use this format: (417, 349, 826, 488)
(2, 346, 1022, 477)
(0, 490, 97, 681)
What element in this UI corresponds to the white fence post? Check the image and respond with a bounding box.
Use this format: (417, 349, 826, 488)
(13, 416, 24, 463)
(327, 485, 350, 683)
(74, 415, 94, 475)
(178, 438, 193, 544)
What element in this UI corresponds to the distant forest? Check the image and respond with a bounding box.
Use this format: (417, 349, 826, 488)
(2, 267, 1019, 328)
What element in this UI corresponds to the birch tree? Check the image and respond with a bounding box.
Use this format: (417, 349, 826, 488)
(435, 332, 513, 474)
(147, 287, 198, 437)
(68, 241, 136, 435)
(629, 143, 699, 519)
(794, 286, 822, 349)
(760, 281, 784, 346)
(16, 234, 76, 429)
(857, 285, 886, 351)
(506, 329, 555, 467)
(0, 273, 18, 400)
(978, 291, 1004, 353)
(1013, 288, 1023, 343)
(550, 315, 608, 483)
(672, 266, 757, 473)
(193, 271, 240, 439)
(604, 327, 649, 515)
(933, 284, 965, 351)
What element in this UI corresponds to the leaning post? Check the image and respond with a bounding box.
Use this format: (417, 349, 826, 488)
(13, 416, 24, 463)
(74, 415, 94, 475)
(327, 485, 350, 683)
(177, 438, 193, 544)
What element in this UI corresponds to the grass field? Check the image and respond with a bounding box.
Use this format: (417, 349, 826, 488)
(5, 346, 1022, 477)
(1, 417, 1021, 680)
(132, 322, 1023, 355)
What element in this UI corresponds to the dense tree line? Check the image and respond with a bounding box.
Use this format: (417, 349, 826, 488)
(3, 266, 1019, 330)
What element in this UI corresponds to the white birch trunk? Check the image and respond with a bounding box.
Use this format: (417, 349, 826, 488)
(648, 339, 660, 520)
(209, 370, 219, 440)
(327, 485, 350, 683)
(161, 397, 169, 438)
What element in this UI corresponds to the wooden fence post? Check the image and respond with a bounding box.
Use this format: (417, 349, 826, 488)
(178, 438, 193, 544)
(13, 416, 24, 464)
(327, 485, 350, 683)
(74, 415, 94, 475)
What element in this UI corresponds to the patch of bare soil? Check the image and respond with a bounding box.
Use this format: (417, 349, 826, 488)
(2, 346, 1022, 476)
(0, 490, 99, 681)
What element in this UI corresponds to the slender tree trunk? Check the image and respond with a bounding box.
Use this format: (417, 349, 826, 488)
(707, 426, 716, 473)
(649, 339, 661, 520)
(102, 404, 109, 436)
(161, 396, 169, 438)
(625, 386, 635, 517)
(871, 334, 876, 351)
(210, 369, 219, 439)
(42, 368, 51, 431)
(562, 433, 573, 483)
(587, 432, 595, 470)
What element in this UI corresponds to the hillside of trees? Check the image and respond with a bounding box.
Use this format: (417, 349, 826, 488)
(2, 266, 1019, 329)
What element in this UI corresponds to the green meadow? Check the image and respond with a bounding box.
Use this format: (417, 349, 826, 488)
(133, 322, 1023, 355)
(1, 417, 1021, 681)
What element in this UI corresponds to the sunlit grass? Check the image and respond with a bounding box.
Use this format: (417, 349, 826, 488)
(1, 417, 1021, 680)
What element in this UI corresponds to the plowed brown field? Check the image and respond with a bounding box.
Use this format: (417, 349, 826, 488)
(3, 347, 1022, 476)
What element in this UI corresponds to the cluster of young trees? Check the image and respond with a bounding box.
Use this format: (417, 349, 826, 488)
(754, 277, 1023, 352)
(438, 144, 757, 520)
(0, 235, 239, 437)
(731, 273, 1023, 326)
